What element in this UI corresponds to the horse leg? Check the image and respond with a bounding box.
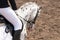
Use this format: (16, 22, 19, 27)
(20, 25, 27, 40)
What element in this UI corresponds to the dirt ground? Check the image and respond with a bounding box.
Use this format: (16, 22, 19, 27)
(16, 0, 60, 40)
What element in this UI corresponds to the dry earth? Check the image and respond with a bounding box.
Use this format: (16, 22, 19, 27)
(15, 0, 60, 40)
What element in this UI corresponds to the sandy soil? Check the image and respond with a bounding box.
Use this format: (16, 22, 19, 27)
(15, 0, 60, 40)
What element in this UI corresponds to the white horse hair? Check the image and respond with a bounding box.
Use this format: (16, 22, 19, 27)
(0, 2, 41, 40)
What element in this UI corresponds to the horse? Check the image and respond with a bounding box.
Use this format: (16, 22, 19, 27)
(0, 2, 41, 40)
